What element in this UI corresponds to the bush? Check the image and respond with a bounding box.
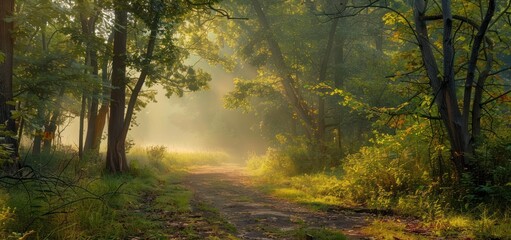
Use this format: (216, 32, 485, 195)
(247, 136, 340, 177)
(146, 145, 167, 162)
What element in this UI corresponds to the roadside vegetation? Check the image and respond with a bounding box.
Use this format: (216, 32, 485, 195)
(1, 0, 510, 239)
(0, 146, 235, 239)
(247, 126, 511, 239)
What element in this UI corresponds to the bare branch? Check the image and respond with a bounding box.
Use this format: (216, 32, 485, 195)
(481, 89, 511, 105)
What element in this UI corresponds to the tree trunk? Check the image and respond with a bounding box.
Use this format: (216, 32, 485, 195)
(414, 0, 465, 179)
(81, 7, 100, 152)
(106, 4, 128, 173)
(92, 32, 114, 150)
(42, 88, 65, 153)
(16, 101, 23, 153)
(93, 105, 108, 149)
(316, 18, 340, 146)
(32, 106, 45, 155)
(78, 94, 86, 159)
(412, 0, 495, 180)
(42, 115, 57, 153)
(333, 26, 345, 154)
(119, 5, 161, 149)
(33, 133, 42, 155)
(251, 0, 315, 138)
(0, 0, 19, 165)
(84, 50, 99, 151)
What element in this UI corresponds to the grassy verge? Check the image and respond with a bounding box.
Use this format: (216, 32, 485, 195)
(246, 154, 511, 239)
(0, 146, 236, 239)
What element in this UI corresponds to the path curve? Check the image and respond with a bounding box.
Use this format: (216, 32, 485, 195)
(182, 164, 371, 240)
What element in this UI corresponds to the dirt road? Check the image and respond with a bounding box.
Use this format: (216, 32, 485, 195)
(182, 164, 371, 240)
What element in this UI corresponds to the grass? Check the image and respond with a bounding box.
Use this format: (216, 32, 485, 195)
(129, 146, 233, 170)
(248, 169, 353, 211)
(246, 154, 511, 240)
(195, 202, 237, 233)
(0, 146, 238, 239)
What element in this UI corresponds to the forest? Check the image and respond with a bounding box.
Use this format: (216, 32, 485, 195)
(0, 0, 510, 239)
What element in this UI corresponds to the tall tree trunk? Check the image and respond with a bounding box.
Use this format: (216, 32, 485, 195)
(463, 0, 495, 149)
(42, 88, 65, 153)
(33, 24, 49, 156)
(414, 0, 465, 179)
(413, 0, 495, 180)
(472, 54, 492, 141)
(334, 27, 345, 154)
(81, 7, 100, 152)
(92, 32, 114, 150)
(78, 94, 86, 159)
(83, 53, 99, 152)
(106, 4, 128, 173)
(78, 27, 88, 160)
(119, 4, 161, 150)
(316, 18, 340, 146)
(251, 0, 315, 138)
(32, 107, 44, 155)
(0, 0, 19, 166)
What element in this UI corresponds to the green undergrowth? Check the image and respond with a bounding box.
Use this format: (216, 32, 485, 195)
(246, 128, 511, 239)
(130, 145, 233, 169)
(0, 146, 236, 239)
(248, 170, 351, 211)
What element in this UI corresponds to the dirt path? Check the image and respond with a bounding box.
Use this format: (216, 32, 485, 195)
(182, 164, 371, 240)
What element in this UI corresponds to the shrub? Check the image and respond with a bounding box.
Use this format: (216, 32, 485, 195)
(247, 136, 340, 177)
(146, 145, 167, 162)
(335, 123, 442, 212)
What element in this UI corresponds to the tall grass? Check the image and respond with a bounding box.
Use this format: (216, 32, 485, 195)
(0, 145, 233, 239)
(247, 124, 511, 239)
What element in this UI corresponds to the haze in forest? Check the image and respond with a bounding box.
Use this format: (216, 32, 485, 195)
(57, 59, 267, 158)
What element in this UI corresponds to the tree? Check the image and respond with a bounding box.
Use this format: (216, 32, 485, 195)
(13, 0, 91, 156)
(219, 0, 394, 159)
(106, 0, 129, 173)
(0, 0, 19, 166)
(412, 0, 497, 180)
(78, 0, 101, 155)
(106, 0, 215, 173)
(338, 0, 511, 181)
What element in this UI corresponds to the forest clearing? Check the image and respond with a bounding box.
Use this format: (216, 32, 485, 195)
(1, 0, 511, 239)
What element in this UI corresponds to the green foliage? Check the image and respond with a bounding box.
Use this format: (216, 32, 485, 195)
(247, 139, 340, 178)
(0, 206, 33, 239)
(0, 146, 237, 239)
(214, 0, 394, 150)
(338, 133, 432, 207)
(146, 145, 167, 161)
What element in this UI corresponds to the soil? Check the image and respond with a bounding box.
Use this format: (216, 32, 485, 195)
(182, 164, 372, 240)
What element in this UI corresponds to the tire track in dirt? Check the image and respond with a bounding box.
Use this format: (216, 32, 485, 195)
(182, 164, 371, 240)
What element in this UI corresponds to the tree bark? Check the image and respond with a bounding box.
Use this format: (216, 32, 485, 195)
(317, 18, 340, 144)
(0, 0, 19, 164)
(81, 6, 100, 152)
(92, 32, 114, 150)
(413, 0, 495, 180)
(463, 0, 495, 146)
(42, 88, 65, 153)
(333, 25, 345, 154)
(472, 53, 492, 141)
(79, 94, 86, 159)
(106, 4, 128, 173)
(119, 4, 161, 149)
(414, 0, 465, 178)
